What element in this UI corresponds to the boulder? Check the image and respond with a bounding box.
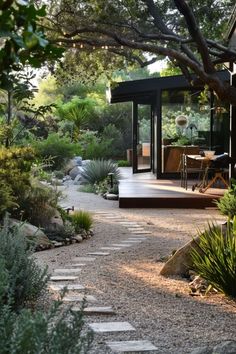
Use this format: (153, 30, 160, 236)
(160, 236, 200, 277)
(74, 173, 83, 185)
(44, 208, 64, 233)
(190, 341, 236, 354)
(73, 156, 82, 166)
(106, 193, 119, 200)
(9, 219, 51, 248)
(69, 166, 83, 180)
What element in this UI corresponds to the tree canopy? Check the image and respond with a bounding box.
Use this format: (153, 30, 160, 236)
(45, 0, 236, 105)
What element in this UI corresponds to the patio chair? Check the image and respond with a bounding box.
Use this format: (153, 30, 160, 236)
(199, 154, 230, 193)
(181, 154, 208, 190)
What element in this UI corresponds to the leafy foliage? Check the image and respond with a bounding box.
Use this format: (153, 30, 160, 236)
(21, 179, 61, 227)
(81, 159, 121, 185)
(0, 219, 48, 310)
(33, 133, 78, 170)
(191, 219, 236, 298)
(0, 146, 35, 218)
(216, 179, 236, 219)
(0, 1, 63, 91)
(0, 301, 93, 354)
(69, 211, 93, 233)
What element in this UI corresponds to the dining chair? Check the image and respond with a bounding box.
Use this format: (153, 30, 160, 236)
(181, 154, 208, 190)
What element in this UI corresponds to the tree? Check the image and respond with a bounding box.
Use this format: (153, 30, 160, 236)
(45, 0, 236, 105)
(0, 0, 63, 147)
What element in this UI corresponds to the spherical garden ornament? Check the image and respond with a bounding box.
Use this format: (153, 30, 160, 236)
(175, 115, 188, 127)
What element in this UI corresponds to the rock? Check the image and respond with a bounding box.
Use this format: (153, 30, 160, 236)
(41, 207, 65, 234)
(9, 219, 51, 248)
(69, 166, 83, 180)
(190, 341, 236, 354)
(213, 341, 236, 353)
(106, 193, 119, 200)
(74, 173, 83, 185)
(73, 156, 82, 166)
(189, 275, 212, 296)
(73, 235, 83, 243)
(62, 175, 72, 182)
(160, 236, 200, 277)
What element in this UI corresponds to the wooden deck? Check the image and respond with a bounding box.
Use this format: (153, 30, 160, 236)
(118, 168, 225, 208)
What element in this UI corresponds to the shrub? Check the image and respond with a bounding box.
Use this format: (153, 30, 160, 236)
(79, 184, 96, 193)
(70, 211, 93, 233)
(33, 133, 77, 170)
(117, 160, 131, 167)
(0, 146, 35, 219)
(94, 177, 119, 195)
(21, 179, 61, 227)
(0, 302, 93, 354)
(216, 179, 236, 219)
(0, 219, 48, 310)
(191, 219, 236, 298)
(81, 159, 120, 185)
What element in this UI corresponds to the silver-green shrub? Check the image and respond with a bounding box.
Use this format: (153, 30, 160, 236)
(0, 302, 93, 354)
(0, 219, 48, 310)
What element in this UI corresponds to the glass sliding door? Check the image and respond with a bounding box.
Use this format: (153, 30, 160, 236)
(133, 103, 152, 172)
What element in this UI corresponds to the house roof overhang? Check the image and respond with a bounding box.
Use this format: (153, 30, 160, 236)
(110, 71, 230, 104)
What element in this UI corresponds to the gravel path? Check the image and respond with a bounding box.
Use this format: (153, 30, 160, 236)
(34, 185, 236, 354)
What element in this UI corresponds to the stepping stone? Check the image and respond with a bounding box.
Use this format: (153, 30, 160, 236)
(128, 228, 144, 231)
(50, 275, 79, 281)
(63, 295, 97, 302)
(112, 244, 133, 247)
(73, 306, 115, 315)
(119, 222, 140, 225)
(121, 240, 142, 243)
(89, 321, 135, 333)
(87, 252, 110, 256)
(105, 216, 122, 219)
(72, 257, 96, 262)
(131, 231, 152, 234)
(100, 247, 121, 250)
(54, 268, 82, 274)
(67, 263, 86, 267)
(49, 284, 85, 291)
(106, 340, 158, 352)
(127, 238, 147, 241)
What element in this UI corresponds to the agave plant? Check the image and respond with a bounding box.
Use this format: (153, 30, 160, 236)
(191, 218, 236, 298)
(81, 159, 121, 185)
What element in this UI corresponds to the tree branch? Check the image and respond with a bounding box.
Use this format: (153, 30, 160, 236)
(174, 0, 215, 73)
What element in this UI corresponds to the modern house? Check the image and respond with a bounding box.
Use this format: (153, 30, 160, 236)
(110, 71, 230, 180)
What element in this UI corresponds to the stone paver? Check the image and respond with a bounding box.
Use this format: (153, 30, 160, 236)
(128, 228, 145, 231)
(100, 247, 121, 250)
(73, 306, 115, 315)
(63, 294, 97, 302)
(121, 240, 142, 243)
(49, 284, 85, 291)
(68, 263, 86, 267)
(131, 231, 152, 234)
(54, 268, 82, 274)
(50, 275, 79, 281)
(111, 244, 133, 247)
(89, 321, 136, 333)
(87, 252, 110, 256)
(106, 340, 158, 352)
(72, 257, 96, 262)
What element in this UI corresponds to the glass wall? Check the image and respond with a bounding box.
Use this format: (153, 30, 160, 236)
(136, 104, 152, 171)
(161, 89, 211, 173)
